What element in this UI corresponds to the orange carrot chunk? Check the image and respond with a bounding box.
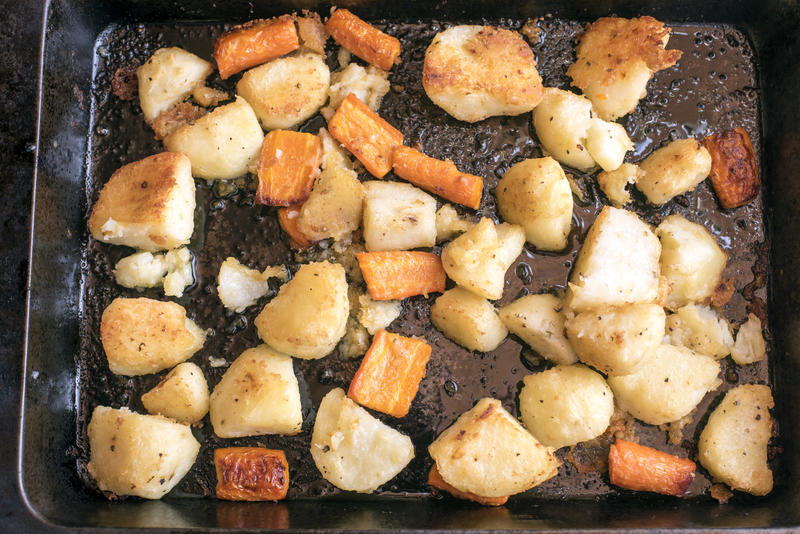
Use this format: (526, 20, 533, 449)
(325, 9, 401, 71)
(356, 251, 446, 301)
(277, 204, 314, 249)
(348, 329, 432, 418)
(428, 464, 509, 507)
(393, 146, 484, 209)
(213, 16, 299, 80)
(256, 130, 322, 206)
(328, 93, 404, 178)
(215, 447, 289, 501)
(608, 439, 696, 497)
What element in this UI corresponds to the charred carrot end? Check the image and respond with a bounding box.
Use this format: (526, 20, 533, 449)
(348, 329, 432, 418)
(213, 16, 299, 79)
(356, 251, 446, 301)
(278, 204, 314, 249)
(214, 447, 289, 501)
(393, 146, 484, 209)
(328, 93, 404, 178)
(257, 130, 322, 206)
(702, 127, 759, 209)
(325, 9, 401, 71)
(428, 465, 509, 506)
(608, 439, 696, 497)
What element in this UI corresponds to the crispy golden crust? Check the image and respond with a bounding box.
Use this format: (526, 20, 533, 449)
(150, 102, 206, 140)
(702, 127, 760, 209)
(296, 10, 328, 55)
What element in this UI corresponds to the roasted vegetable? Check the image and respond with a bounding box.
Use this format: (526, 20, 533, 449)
(609, 439, 696, 496)
(702, 127, 759, 208)
(215, 447, 289, 501)
(213, 16, 299, 79)
(357, 251, 446, 301)
(325, 9, 401, 71)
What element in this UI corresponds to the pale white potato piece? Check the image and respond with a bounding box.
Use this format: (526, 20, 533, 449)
(565, 303, 665, 376)
(320, 63, 390, 119)
(163, 96, 264, 180)
(497, 293, 577, 365)
(100, 297, 206, 376)
(519, 364, 614, 448)
(584, 118, 633, 172)
(731, 313, 767, 365)
(357, 294, 402, 335)
(666, 305, 734, 360)
(88, 152, 195, 252)
(698, 384, 774, 495)
(430, 287, 508, 352)
(636, 139, 713, 205)
(217, 257, 288, 313)
(141, 362, 210, 424)
(209, 345, 302, 437)
(297, 165, 364, 242)
(436, 204, 473, 243)
(162, 247, 194, 297)
(362, 181, 437, 251)
(565, 206, 662, 313)
(422, 25, 544, 122)
(114, 251, 168, 288)
(597, 163, 640, 206)
(578, 62, 651, 122)
(532, 88, 596, 171)
(607, 344, 721, 425)
(441, 218, 525, 300)
(137, 47, 213, 122)
(656, 214, 727, 310)
(236, 54, 330, 130)
(429, 398, 560, 497)
(495, 157, 573, 251)
(254, 261, 349, 359)
(87, 406, 200, 499)
(311, 388, 414, 493)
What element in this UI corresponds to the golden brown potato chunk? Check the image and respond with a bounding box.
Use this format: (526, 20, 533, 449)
(141, 362, 210, 424)
(597, 163, 641, 207)
(636, 139, 713, 205)
(430, 287, 508, 352)
(497, 293, 577, 365)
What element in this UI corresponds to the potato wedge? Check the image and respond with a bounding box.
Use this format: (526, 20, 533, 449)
(430, 287, 508, 352)
(497, 293, 577, 365)
(141, 362, 210, 424)
(636, 139, 712, 205)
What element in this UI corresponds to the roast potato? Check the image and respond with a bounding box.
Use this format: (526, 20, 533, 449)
(636, 139, 713, 205)
(436, 204, 473, 243)
(141, 362, 210, 424)
(137, 47, 213, 122)
(666, 305, 734, 360)
(497, 293, 577, 365)
(430, 287, 508, 352)
(217, 257, 288, 313)
(362, 181, 437, 251)
(357, 294, 402, 335)
(731, 313, 767, 365)
(297, 164, 363, 242)
(597, 163, 640, 207)
(320, 63, 390, 119)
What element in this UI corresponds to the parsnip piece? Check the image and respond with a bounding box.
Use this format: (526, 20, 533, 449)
(666, 305, 734, 360)
(217, 257, 287, 313)
(597, 163, 640, 206)
(497, 293, 577, 365)
(320, 63, 391, 119)
(357, 294, 402, 335)
(636, 139, 713, 205)
(519, 364, 614, 448)
(141, 362, 210, 424)
(209, 345, 302, 437)
(87, 406, 200, 499)
(429, 398, 560, 498)
(731, 313, 767, 365)
(362, 181, 437, 251)
(430, 287, 508, 352)
(311, 388, 414, 492)
(607, 344, 721, 425)
(137, 47, 213, 122)
(436, 204, 473, 243)
(296, 164, 364, 242)
(698, 384, 774, 495)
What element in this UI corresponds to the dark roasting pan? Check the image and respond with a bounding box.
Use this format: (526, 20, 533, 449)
(20, 0, 800, 530)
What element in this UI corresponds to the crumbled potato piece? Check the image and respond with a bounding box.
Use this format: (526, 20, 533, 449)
(436, 204, 473, 243)
(163, 247, 194, 297)
(597, 163, 640, 206)
(430, 287, 508, 352)
(339, 316, 371, 359)
(584, 119, 633, 172)
(698, 384, 774, 495)
(636, 139, 713, 205)
(141, 362, 210, 424)
(137, 47, 213, 122)
(607, 344, 721, 425)
(497, 293, 577, 365)
(100, 297, 206, 376)
(150, 102, 206, 140)
(731, 313, 767, 365)
(429, 398, 560, 498)
(113, 251, 168, 288)
(210, 345, 302, 437)
(656, 214, 727, 310)
(519, 364, 614, 448)
(296, 163, 363, 242)
(296, 11, 328, 55)
(666, 305, 733, 360)
(320, 63, 391, 119)
(357, 294, 402, 335)
(311, 388, 414, 492)
(362, 181, 437, 251)
(566, 303, 665, 376)
(495, 157, 573, 251)
(422, 26, 544, 122)
(217, 257, 287, 313)
(191, 85, 228, 107)
(441, 218, 525, 300)
(87, 406, 200, 499)
(318, 126, 354, 171)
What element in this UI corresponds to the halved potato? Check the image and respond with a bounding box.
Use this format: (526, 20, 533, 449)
(636, 139, 713, 205)
(666, 305, 734, 360)
(497, 293, 577, 365)
(430, 287, 508, 352)
(217, 257, 288, 313)
(137, 47, 213, 122)
(731, 313, 767, 365)
(142, 362, 210, 424)
(362, 181, 437, 251)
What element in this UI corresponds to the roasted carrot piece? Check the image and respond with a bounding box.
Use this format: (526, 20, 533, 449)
(325, 9, 401, 71)
(702, 127, 759, 209)
(215, 447, 289, 501)
(393, 146, 484, 209)
(256, 131, 322, 206)
(357, 251, 446, 301)
(608, 439, 696, 497)
(277, 204, 314, 249)
(348, 329, 432, 417)
(213, 16, 299, 79)
(328, 93, 404, 178)
(428, 464, 509, 506)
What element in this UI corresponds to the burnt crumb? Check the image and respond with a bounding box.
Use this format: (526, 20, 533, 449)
(111, 59, 139, 101)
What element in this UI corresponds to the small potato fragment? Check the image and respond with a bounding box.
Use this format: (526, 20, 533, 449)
(311, 388, 414, 492)
(495, 156, 573, 251)
(584, 118, 633, 172)
(497, 293, 577, 365)
(296, 165, 364, 242)
(357, 294, 402, 335)
(113, 251, 168, 288)
(436, 204, 473, 243)
(320, 63, 390, 119)
(137, 47, 213, 123)
(441, 218, 525, 300)
(731, 313, 767, 365)
(702, 127, 760, 208)
(666, 305, 734, 360)
(215, 447, 289, 501)
(87, 406, 200, 499)
(519, 364, 614, 449)
(636, 139, 713, 205)
(597, 163, 640, 207)
(209, 345, 302, 437)
(430, 287, 508, 352)
(362, 181, 437, 251)
(565, 303, 665, 376)
(607, 344, 721, 425)
(162, 247, 195, 298)
(217, 257, 287, 313)
(100, 297, 206, 376)
(422, 25, 544, 122)
(532, 88, 596, 171)
(150, 102, 207, 141)
(429, 398, 560, 498)
(296, 11, 328, 55)
(656, 214, 727, 310)
(254, 261, 349, 359)
(141, 362, 210, 424)
(698, 384, 774, 495)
